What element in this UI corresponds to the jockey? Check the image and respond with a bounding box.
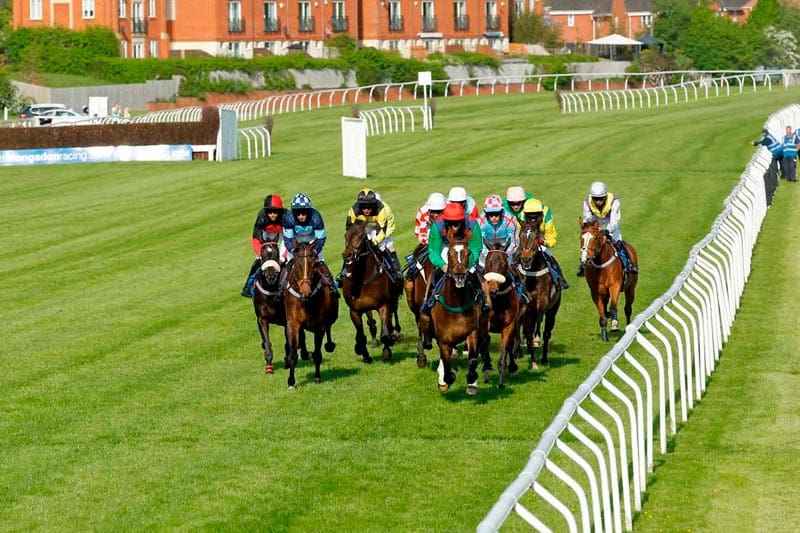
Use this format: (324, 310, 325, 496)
(241, 193, 287, 298)
(578, 181, 637, 277)
(503, 185, 532, 223)
(283, 192, 339, 297)
(447, 186, 480, 221)
(479, 194, 530, 305)
(344, 188, 403, 284)
(422, 202, 490, 314)
(406, 191, 446, 281)
(521, 198, 569, 290)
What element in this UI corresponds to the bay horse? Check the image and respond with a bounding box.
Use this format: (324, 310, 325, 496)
(517, 222, 562, 368)
(341, 221, 402, 363)
(252, 236, 288, 374)
(481, 240, 523, 388)
(403, 243, 435, 368)
(283, 238, 339, 389)
(428, 227, 487, 394)
(579, 220, 639, 341)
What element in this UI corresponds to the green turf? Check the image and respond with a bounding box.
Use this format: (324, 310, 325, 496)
(1, 88, 799, 531)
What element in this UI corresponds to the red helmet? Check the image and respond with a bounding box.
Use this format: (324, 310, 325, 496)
(264, 194, 283, 209)
(442, 202, 465, 222)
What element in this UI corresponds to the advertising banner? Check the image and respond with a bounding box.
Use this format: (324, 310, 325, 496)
(0, 145, 194, 167)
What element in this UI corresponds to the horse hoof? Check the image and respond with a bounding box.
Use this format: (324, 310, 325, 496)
(265, 364, 273, 374)
(483, 371, 491, 384)
(533, 337, 541, 348)
(381, 348, 392, 362)
(288, 385, 295, 391)
(416, 356, 428, 368)
(324, 342, 336, 352)
(509, 360, 519, 375)
(611, 320, 619, 331)
(300, 352, 310, 361)
(423, 341, 432, 350)
(438, 383, 450, 392)
(371, 338, 380, 348)
(531, 362, 539, 371)
(314, 377, 321, 384)
(466, 385, 479, 396)
(363, 355, 373, 364)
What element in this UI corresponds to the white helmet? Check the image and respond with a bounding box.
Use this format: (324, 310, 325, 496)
(448, 186, 468, 202)
(506, 186, 526, 203)
(426, 192, 446, 211)
(589, 181, 608, 198)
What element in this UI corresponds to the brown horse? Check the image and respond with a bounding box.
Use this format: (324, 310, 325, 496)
(341, 221, 402, 363)
(404, 243, 435, 368)
(579, 220, 639, 341)
(517, 222, 562, 368)
(481, 240, 523, 388)
(283, 238, 339, 389)
(427, 227, 486, 394)
(252, 237, 289, 374)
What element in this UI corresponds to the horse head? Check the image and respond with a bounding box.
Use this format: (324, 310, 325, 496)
(579, 220, 605, 266)
(483, 239, 510, 295)
(446, 227, 471, 288)
(291, 237, 319, 300)
(518, 222, 543, 271)
(342, 221, 369, 278)
(259, 238, 282, 286)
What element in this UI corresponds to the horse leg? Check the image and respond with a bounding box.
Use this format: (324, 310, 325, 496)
(531, 313, 545, 370)
(256, 314, 274, 374)
(390, 308, 402, 343)
(497, 322, 516, 388)
(624, 283, 636, 325)
(378, 305, 393, 362)
(299, 328, 310, 360)
(541, 304, 559, 366)
(479, 333, 492, 384)
(466, 331, 480, 395)
(593, 291, 608, 342)
(324, 329, 336, 353)
(608, 286, 622, 332)
(508, 325, 520, 375)
(286, 323, 300, 389)
(436, 342, 456, 392)
(312, 331, 324, 384)
(350, 309, 372, 364)
(366, 311, 379, 348)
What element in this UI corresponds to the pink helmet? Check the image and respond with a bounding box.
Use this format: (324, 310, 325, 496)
(483, 194, 504, 213)
(506, 186, 526, 203)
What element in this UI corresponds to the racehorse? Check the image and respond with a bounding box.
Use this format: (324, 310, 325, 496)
(481, 240, 523, 388)
(283, 238, 339, 389)
(341, 221, 402, 363)
(579, 220, 639, 341)
(252, 236, 289, 374)
(517, 222, 562, 368)
(404, 243, 435, 368)
(428, 227, 487, 394)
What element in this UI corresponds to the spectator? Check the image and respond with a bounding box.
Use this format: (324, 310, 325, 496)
(111, 102, 121, 118)
(780, 125, 798, 183)
(122, 107, 131, 120)
(751, 128, 782, 205)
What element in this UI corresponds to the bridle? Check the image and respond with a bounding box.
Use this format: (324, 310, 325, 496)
(580, 228, 616, 269)
(288, 242, 320, 299)
(342, 224, 384, 284)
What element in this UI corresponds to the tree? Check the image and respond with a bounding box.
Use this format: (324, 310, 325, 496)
(0, 67, 27, 112)
(511, 12, 560, 48)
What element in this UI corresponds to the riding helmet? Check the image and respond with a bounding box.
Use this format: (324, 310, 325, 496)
(447, 186, 468, 203)
(291, 193, 312, 210)
(483, 194, 504, 213)
(442, 202, 465, 222)
(589, 181, 608, 199)
(506, 186, 526, 203)
(263, 194, 284, 209)
(523, 198, 544, 216)
(426, 192, 446, 211)
(357, 188, 378, 207)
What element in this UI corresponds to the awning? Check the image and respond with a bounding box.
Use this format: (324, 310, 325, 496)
(483, 31, 504, 39)
(418, 32, 443, 39)
(587, 33, 642, 46)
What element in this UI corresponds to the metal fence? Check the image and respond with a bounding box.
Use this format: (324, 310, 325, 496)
(358, 105, 430, 136)
(476, 104, 799, 532)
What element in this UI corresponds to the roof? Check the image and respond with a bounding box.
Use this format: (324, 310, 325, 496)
(624, 0, 655, 12)
(637, 34, 665, 46)
(547, 0, 612, 12)
(717, 0, 752, 10)
(587, 33, 643, 46)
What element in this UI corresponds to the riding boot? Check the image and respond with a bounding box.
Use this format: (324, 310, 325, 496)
(404, 252, 417, 281)
(335, 264, 346, 288)
(387, 250, 404, 284)
(420, 269, 443, 316)
(510, 267, 531, 305)
(576, 263, 585, 277)
(548, 257, 569, 290)
(241, 259, 260, 298)
(618, 242, 638, 273)
(318, 261, 341, 298)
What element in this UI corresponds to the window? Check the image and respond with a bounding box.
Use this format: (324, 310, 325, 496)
(166, 0, 176, 21)
(388, 1, 402, 31)
(298, 1, 313, 32)
(149, 39, 158, 57)
(641, 14, 652, 27)
(331, 1, 347, 32)
(228, 1, 244, 32)
(422, 1, 435, 32)
(263, 41, 274, 53)
(120, 41, 128, 58)
(82, 0, 95, 18)
(454, 1, 468, 31)
(485, 1, 498, 30)
(133, 2, 144, 30)
(133, 42, 144, 58)
(149, 0, 156, 17)
(264, 2, 279, 31)
(30, 0, 43, 20)
(514, 0, 523, 17)
(567, 14, 574, 27)
(119, 0, 126, 18)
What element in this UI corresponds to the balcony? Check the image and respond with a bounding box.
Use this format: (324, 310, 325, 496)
(264, 17, 280, 32)
(388, 16, 404, 32)
(330, 15, 348, 32)
(485, 15, 500, 31)
(454, 15, 469, 31)
(228, 18, 245, 33)
(421, 16, 437, 32)
(131, 18, 147, 34)
(298, 16, 315, 32)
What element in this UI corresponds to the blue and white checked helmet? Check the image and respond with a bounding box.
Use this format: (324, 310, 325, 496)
(291, 193, 312, 210)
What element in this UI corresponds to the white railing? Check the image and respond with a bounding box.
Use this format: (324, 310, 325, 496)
(238, 125, 272, 159)
(358, 105, 430, 136)
(476, 104, 800, 532)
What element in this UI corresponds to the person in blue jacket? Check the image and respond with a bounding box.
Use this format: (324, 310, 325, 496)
(780, 125, 798, 183)
(282, 193, 339, 297)
(752, 128, 782, 205)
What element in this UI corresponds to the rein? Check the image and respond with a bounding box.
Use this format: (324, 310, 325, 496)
(344, 233, 386, 285)
(583, 232, 619, 270)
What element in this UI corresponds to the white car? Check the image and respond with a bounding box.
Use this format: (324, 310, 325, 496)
(36, 108, 93, 126)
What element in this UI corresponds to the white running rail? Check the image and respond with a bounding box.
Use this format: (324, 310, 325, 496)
(358, 105, 430, 136)
(476, 103, 800, 533)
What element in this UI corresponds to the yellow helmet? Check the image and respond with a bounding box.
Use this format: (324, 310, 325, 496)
(523, 198, 544, 214)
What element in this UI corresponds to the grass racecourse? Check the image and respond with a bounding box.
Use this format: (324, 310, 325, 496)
(2, 87, 800, 531)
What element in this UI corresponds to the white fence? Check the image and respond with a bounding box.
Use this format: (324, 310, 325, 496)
(476, 104, 799, 532)
(358, 105, 430, 136)
(238, 125, 272, 159)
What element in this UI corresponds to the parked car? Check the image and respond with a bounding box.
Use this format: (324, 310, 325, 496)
(19, 103, 69, 119)
(36, 108, 93, 126)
